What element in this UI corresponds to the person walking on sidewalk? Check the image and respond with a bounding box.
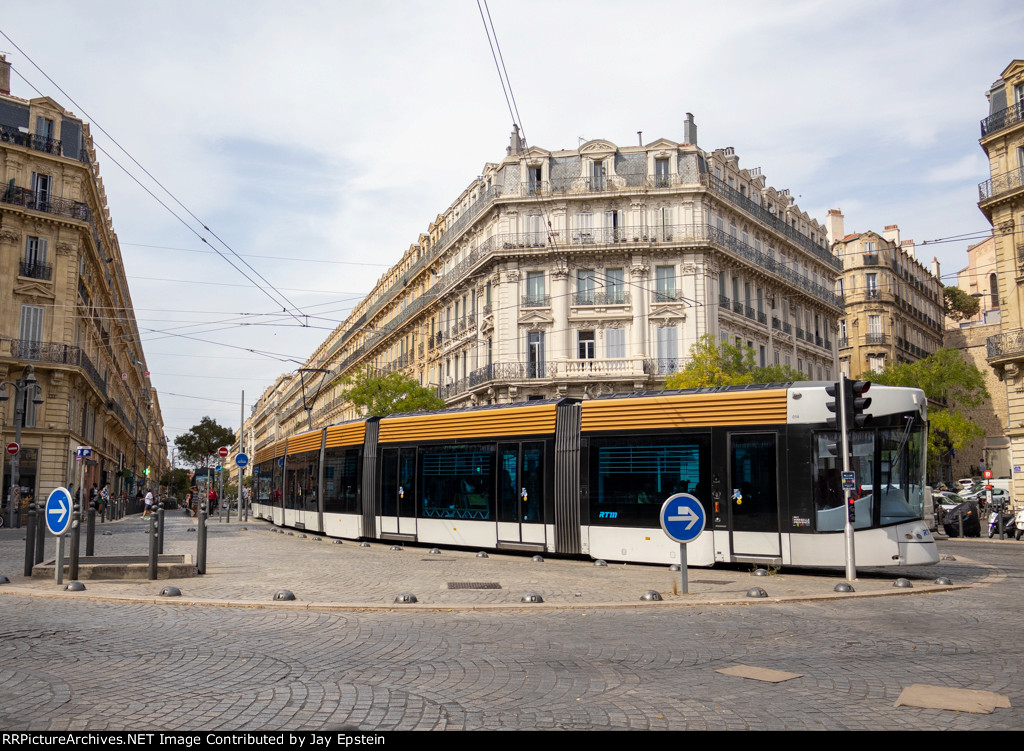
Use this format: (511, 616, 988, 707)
(142, 488, 155, 519)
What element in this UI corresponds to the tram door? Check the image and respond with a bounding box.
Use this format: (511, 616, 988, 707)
(496, 442, 546, 547)
(728, 432, 781, 558)
(379, 447, 417, 539)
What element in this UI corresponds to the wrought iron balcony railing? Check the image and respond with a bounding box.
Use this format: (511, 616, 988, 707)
(0, 124, 62, 155)
(1, 185, 92, 223)
(19, 260, 52, 281)
(979, 167, 1024, 201)
(571, 291, 630, 306)
(865, 333, 887, 345)
(521, 294, 551, 308)
(3, 339, 106, 395)
(987, 328, 1024, 361)
(980, 99, 1024, 137)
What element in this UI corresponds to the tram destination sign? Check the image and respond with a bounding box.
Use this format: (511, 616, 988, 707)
(659, 493, 706, 544)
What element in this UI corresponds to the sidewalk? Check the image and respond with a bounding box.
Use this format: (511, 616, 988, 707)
(0, 511, 999, 610)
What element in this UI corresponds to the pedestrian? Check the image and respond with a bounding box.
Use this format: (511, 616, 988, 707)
(99, 484, 110, 517)
(142, 488, 154, 519)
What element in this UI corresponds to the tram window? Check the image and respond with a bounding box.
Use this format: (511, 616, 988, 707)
(323, 448, 361, 514)
(812, 431, 874, 531)
(879, 425, 925, 524)
(285, 450, 319, 511)
(419, 444, 494, 520)
(589, 436, 708, 527)
(255, 462, 275, 504)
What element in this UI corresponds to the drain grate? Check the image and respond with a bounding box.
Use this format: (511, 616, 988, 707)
(447, 581, 502, 590)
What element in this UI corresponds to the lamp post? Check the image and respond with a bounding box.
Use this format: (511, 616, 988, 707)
(0, 364, 45, 528)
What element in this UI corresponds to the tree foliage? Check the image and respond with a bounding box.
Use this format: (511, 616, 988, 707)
(943, 286, 980, 322)
(664, 334, 808, 389)
(344, 369, 446, 417)
(866, 348, 990, 472)
(174, 416, 235, 469)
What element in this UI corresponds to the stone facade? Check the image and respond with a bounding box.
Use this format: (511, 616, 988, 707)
(827, 211, 944, 379)
(978, 60, 1024, 501)
(0, 56, 165, 514)
(248, 119, 843, 449)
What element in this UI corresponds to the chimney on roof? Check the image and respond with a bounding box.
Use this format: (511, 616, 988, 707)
(0, 55, 10, 96)
(826, 209, 844, 245)
(683, 113, 697, 146)
(883, 224, 900, 246)
(931, 256, 941, 281)
(507, 124, 524, 156)
(901, 239, 916, 261)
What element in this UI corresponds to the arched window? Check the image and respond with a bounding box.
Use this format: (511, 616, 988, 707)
(990, 273, 999, 308)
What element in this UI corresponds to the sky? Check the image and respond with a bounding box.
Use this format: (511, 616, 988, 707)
(1, 0, 1021, 452)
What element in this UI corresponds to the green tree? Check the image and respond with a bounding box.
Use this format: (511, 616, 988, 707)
(174, 416, 236, 470)
(866, 348, 989, 474)
(162, 467, 192, 498)
(943, 286, 980, 322)
(343, 369, 446, 417)
(665, 334, 808, 389)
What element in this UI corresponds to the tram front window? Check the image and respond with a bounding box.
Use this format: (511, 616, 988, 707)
(812, 431, 874, 531)
(878, 425, 925, 524)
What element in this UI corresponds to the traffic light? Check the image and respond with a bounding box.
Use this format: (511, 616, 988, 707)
(848, 495, 856, 523)
(825, 382, 841, 429)
(849, 380, 872, 427)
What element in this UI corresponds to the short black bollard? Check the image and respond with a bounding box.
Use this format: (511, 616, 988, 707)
(34, 500, 45, 565)
(197, 502, 208, 575)
(86, 501, 96, 557)
(148, 514, 158, 580)
(69, 500, 81, 581)
(157, 499, 165, 555)
(23, 499, 36, 577)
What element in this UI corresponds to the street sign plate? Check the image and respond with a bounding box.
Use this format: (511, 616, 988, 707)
(659, 493, 706, 544)
(6, 442, 18, 456)
(76, 446, 92, 458)
(841, 471, 856, 490)
(45, 487, 74, 536)
(218, 446, 229, 458)
(235, 453, 249, 467)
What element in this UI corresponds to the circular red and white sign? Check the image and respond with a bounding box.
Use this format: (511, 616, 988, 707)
(6, 442, 19, 456)
(218, 446, 229, 458)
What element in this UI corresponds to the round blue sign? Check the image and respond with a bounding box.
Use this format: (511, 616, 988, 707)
(235, 453, 249, 467)
(45, 487, 74, 536)
(659, 493, 706, 544)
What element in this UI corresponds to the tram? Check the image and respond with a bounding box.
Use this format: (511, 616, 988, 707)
(251, 383, 938, 568)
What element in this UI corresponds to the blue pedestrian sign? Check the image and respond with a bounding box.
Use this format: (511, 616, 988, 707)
(659, 493, 706, 544)
(235, 453, 249, 468)
(45, 487, 74, 536)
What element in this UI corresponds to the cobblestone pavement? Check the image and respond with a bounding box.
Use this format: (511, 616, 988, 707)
(0, 513, 1021, 730)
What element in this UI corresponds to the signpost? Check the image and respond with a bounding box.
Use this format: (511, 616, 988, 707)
(659, 493, 706, 594)
(45, 487, 74, 584)
(6, 442, 18, 456)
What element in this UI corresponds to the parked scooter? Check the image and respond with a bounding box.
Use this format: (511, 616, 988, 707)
(987, 501, 1015, 538)
(1014, 508, 1024, 541)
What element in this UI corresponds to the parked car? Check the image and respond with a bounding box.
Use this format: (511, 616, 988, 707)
(957, 478, 977, 491)
(942, 501, 981, 538)
(933, 491, 965, 526)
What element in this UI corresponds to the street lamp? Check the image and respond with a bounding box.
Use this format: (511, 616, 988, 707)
(0, 364, 45, 528)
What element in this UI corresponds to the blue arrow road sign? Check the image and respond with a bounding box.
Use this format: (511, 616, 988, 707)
(45, 487, 74, 536)
(235, 453, 249, 467)
(659, 493, 706, 544)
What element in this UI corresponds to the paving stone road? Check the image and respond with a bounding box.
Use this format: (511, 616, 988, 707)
(0, 512, 1020, 730)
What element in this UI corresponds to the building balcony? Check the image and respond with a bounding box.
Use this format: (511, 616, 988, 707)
(987, 328, 1024, 364)
(571, 291, 630, 306)
(1, 184, 92, 223)
(0, 124, 62, 156)
(978, 167, 1024, 202)
(980, 99, 1024, 138)
(440, 357, 657, 399)
(2, 339, 106, 396)
(865, 333, 887, 345)
(521, 294, 551, 308)
(19, 260, 53, 281)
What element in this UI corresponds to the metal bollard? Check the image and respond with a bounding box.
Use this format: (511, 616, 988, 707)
(24, 499, 36, 577)
(86, 501, 96, 557)
(157, 499, 165, 555)
(34, 500, 45, 565)
(958, 511, 964, 539)
(69, 500, 81, 581)
(148, 514, 158, 580)
(197, 502, 208, 575)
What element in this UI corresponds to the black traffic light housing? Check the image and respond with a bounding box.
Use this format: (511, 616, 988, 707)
(825, 382, 841, 429)
(850, 380, 872, 427)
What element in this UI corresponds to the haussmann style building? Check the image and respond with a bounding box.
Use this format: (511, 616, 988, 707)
(248, 116, 844, 451)
(978, 60, 1024, 500)
(0, 55, 165, 518)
